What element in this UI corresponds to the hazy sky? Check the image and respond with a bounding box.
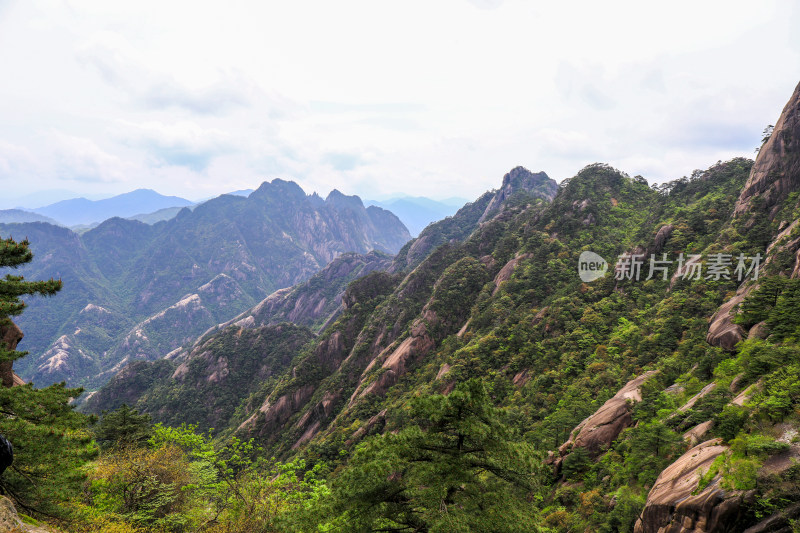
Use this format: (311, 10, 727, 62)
(1, 0, 799, 206)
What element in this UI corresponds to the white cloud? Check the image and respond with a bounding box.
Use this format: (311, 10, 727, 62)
(0, 0, 798, 201)
(117, 120, 236, 170)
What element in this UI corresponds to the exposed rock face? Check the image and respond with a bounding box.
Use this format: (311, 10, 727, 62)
(734, 81, 800, 220)
(683, 420, 714, 447)
(248, 383, 316, 438)
(478, 166, 558, 223)
(0, 496, 26, 532)
(553, 371, 657, 468)
(12, 179, 411, 389)
(200, 251, 392, 344)
(492, 253, 532, 295)
(0, 322, 23, 388)
(677, 383, 717, 413)
(653, 224, 675, 254)
(352, 310, 437, 403)
(634, 439, 747, 533)
(706, 286, 750, 351)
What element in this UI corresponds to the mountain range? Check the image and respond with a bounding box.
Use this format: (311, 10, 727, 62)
(81, 80, 800, 533)
(29, 189, 195, 227)
(1, 180, 410, 388)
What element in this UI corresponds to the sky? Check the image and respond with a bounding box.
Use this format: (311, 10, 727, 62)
(0, 0, 799, 207)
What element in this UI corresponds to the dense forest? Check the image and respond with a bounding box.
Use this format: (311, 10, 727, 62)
(0, 82, 799, 532)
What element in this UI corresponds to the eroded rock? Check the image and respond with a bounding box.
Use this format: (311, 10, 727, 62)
(706, 287, 750, 351)
(553, 371, 657, 469)
(634, 439, 745, 533)
(734, 81, 800, 220)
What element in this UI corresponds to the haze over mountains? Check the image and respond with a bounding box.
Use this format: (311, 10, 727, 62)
(31, 189, 195, 227)
(1, 180, 410, 388)
(0, 187, 465, 239)
(365, 196, 468, 236)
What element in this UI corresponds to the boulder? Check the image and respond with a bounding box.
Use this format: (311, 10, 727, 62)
(492, 253, 532, 295)
(748, 321, 769, 340)
(0, 322, 23, 388)
(553, 371, 657, 468)
(634, 439, 747, 533)
(653, 224, 674, 254)
(683, 420, 714, 447)
(706, 287, 750, 351)
(0, 497, 25, 532)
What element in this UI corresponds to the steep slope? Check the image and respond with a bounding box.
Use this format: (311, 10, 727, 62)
(85, 168, 558, 437)
(391, 166, 557, 272)
(734, 81, 800, 220)
(1, 180, 410, 388)
(195, 156, 794, 532)
(85, 323, 314, 434)
(197, 250, 394, 339)
(80, 84, 800, 533)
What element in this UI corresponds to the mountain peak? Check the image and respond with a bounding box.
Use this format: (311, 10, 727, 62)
(251, 179, 307, 202)
(501, 166, 554, 193)
(734, 80, 800, 220)
(479, 166, 558, 222)
(325, 189, 365, 211)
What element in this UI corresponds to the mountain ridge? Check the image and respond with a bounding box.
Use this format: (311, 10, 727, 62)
(2, 179, 411, 388)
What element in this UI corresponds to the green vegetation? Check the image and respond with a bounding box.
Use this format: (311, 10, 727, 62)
(8, 153, 800, 532)
(0, 236, 98, 520)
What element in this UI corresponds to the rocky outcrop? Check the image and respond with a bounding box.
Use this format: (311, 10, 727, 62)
(677, 383, 716, 413)
(734, 81, 800, 220)
(653, 224, 674, 254)
(0, 322, 23, 388)
(683, 421, 714, 447)
(634, 439, 746, 533)
(706, 285, 751, 351)
(553, 371, 657, 469)
(351, 310, 437, 402)
(479, 166, 558, 223)
(492, 253, 532, 295)
(0, 497, 26, 532)
(636, 438, 800, 533)
(248, 383, 316, 438)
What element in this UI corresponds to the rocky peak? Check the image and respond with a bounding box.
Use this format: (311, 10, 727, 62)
(325, 189, 366, 212)
(250, 178, 308, 203)
(502, 166, 551, 191)
(479, 166, 557, 222)
(308, 192, 325, 207)
(734, 81, 800, 220)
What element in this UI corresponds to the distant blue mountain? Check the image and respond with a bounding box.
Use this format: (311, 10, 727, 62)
(32, 189, 194, 227)
(227, 189, 254, 197)
(365, 196, 467, 236)
(0, 209, 62, 226)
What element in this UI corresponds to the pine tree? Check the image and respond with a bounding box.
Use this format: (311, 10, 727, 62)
(325, 380, 545, 532)
(0, 237, 61, 386)
(0, 236, 97, 519)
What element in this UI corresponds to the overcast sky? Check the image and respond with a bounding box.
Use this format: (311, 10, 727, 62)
(1, 0, 798, 207)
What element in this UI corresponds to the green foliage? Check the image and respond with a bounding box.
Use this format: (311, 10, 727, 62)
(323, 380, 544, 532)
(92, 404, 153, 450)
(714, 405, 749, 442)
(0, 236, 97, 521)
(430, 256, 488, 325)
(87, 423, 329, 532)
(561, 447, 592, 481)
